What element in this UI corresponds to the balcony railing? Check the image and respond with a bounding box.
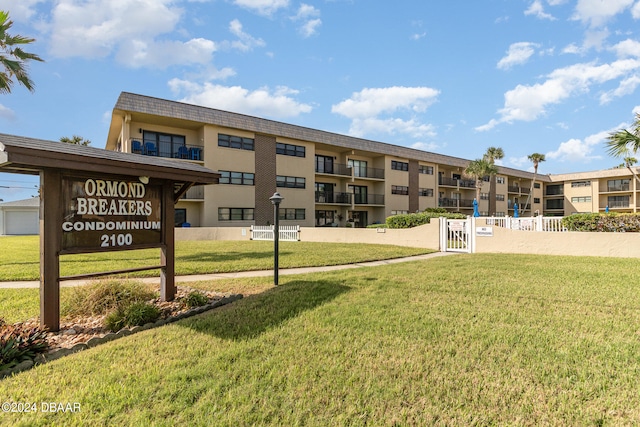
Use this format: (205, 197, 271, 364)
(181, 186, 204, 200)
(315, 191, 351, 204)
(439, 198, 474, 208)
(508, 186, 530, 194)
(439, 177, 475, 188)
(607, 184, 630, 192)
(354, 193, 384, 205)
(316, 163, 351, 176)
(607, 200, 630, 208)
(130, 139, 204, 161)
(315, 164, 385, 179)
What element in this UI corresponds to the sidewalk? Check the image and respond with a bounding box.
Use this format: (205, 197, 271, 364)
(0, 252, 457, 289)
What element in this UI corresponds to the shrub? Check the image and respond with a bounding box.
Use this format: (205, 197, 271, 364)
(62, 279, 157, 317)
(104, 302, 161, 332)
(182, 291, 209, 308)
(385, 211, 467, 229)
(0, 319, 49, 370)
(562, 213, 640, 232)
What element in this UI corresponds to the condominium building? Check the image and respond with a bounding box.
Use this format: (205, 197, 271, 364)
(105, 92, 637, 227)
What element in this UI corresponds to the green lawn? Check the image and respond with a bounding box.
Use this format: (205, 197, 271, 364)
(2, 253, 640, 425)
(0, 236, 431, 281)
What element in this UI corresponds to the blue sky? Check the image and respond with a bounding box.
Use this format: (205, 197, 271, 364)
(2, 0, 640, 202)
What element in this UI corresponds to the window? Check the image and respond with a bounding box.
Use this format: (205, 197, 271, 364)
(546, 199, 564, 209)
(419, 188, 434, 197)
(218, 134, 254, 151)
(276, 176, 306, 189)
(316, 155, 334, 174)
(316, 210, 335, 226)
(143, 131, 185, 158)
(391, 160, 409, 171)
(546, 184, 563, 195)
(279, 208, 305, 220)
(348, 159, 367, 177)
(390, 210, 408, 215)
(607, 179, 630, 192)
(534, 183, 541, 189)
(175, 209, 186, 226)
(392, 185, 409, 195)
(276, 142, 305, 157)
(496, 177, 505, 184)
(571, 196, 591, 203)
(496, 194, 505, 201)
(419, 165, 434, 174)
(219, 171, 254, 185)
(534, 198, 540, 203)
(571, 181, 591, 187)
(480, 193, 489, 200)
(218, 208, 254, 221)
(482, 176, 490, 182)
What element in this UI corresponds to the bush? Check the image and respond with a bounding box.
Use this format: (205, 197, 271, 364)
(62, 279, 157, 317)
(385, 211, 467, 229)
(0, 319, 49, 370)
(104, 302, 161, 332)
(562, 213, 640, 232)
(182, 291, 209, 308)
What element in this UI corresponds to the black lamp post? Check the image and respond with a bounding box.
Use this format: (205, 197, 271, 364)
(269, 192, 284, 286)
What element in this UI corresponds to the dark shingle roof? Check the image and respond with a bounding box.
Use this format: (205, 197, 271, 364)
(114, 92, 548, 182)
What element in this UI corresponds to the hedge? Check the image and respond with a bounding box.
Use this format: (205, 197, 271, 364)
(385, 211, 467, 229)
(562, 213, 640, 232)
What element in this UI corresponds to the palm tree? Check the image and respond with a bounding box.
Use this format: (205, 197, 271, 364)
(464, 158, 498, 213)
(483, 146, 504, 216)
(0, 10, 44, 94)
(606, 116, 640, 186)
(60, 135, 91, 146)
(521, 152, 545, 216)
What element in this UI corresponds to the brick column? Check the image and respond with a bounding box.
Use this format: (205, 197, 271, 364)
(254, 134, 277, 225)
(409, 159, 419, 213)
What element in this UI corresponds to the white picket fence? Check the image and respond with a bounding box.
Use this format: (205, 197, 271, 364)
(250, 225, 301, 241)
(485, 216, 567, 232)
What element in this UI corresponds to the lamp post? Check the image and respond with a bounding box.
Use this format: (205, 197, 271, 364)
(269, 192, 284, 286)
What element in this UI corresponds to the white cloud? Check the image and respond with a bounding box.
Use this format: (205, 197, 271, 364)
(225, 19, 266, 51)
(411, 141, 439, 151)
(633, 1, 640, 18)
(524, 1, 556, 20)
(331, 86, 439, 139)
(0, 0, 45, 21)
(600, 75, 640, 103)
(233, 0, 290, 16)
(0, 104, 15, 120)
(411, 32, 427, 41)
(332, 86, 439, 119)
(291, 4, 321, 37)
(612, 38, 640, 58)
(168, 80, 312, 118)
(497, 42, 540, 70)
(117, 37, 216, 69)
(477, 59, 640, 130)
(572, 0, 635, 28)
(546, 128, 611, 162)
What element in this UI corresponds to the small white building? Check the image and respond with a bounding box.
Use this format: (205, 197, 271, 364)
(0, 198, 39, 235)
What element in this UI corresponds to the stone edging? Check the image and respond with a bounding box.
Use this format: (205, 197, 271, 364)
(0, 294, 243, 380)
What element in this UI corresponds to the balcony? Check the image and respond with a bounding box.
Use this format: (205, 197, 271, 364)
(607, 184, 630, 192)
(352, 165, 385, 179)
(439, 198, 475, 208)
(316, 163, 351, 176)
(130, 139, 203, 161)
(354, 193, 384, 205)
(508, 186, 530, 194)
(607, 200, 630, 208)
(439, 177, 475, 188)
(315, 191, 351, 204)
(180, 186, 204, 200)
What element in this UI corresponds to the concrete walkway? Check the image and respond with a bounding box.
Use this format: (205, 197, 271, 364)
(0, 251, 458, 289)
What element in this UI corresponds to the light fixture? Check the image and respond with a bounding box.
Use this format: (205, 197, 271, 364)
(139, 176, 149, 184)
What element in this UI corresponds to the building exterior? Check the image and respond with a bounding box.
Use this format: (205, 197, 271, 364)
(105, 92, 638, 228)
(0, 197, 39, 235)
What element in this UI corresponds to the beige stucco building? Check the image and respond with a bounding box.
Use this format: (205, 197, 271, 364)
(105, 92, 636, 228)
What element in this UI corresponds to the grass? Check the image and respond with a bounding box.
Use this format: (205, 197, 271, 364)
(0, 236, 431, 281)
(2, 253, 640, 425)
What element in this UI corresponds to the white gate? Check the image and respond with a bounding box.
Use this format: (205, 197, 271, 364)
(250, 225, 300, 241)
(440, 217, 474, 253)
